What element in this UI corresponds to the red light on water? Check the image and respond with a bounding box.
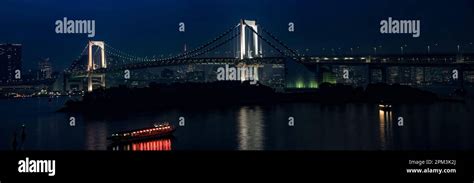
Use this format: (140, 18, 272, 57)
(129, 139, 172, 151)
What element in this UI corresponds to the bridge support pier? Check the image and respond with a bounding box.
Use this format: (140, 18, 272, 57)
(87, 74, 93, 92)
(87, 73, 106, 92)
(87, 73, 105, 92)
(236, 63, 260, 82)
(64, 74, 84, 92)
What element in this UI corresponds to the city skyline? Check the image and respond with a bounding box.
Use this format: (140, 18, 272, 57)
(1, 2, 474, 181)
(1, 0, 474, 70)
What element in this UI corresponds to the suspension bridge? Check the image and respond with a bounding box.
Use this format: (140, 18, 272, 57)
(64, 19, 302, 91)
(63, 19, 474, 92)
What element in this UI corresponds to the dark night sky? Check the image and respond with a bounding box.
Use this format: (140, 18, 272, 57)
(1, 0, 474, 70)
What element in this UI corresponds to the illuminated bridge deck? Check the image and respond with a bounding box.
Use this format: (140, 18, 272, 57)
(299, 53, 474, 67)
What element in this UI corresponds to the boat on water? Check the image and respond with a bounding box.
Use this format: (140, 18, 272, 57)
(377, 100, 393, 111)
(108, 138, 173, 151)
(107, 123, 176, 143)
(378, 104, 392, 111)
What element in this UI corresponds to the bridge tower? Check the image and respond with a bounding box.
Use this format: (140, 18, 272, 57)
(88, 41, 107, 70)
(240, 19, 262, 60)
(237, 20, 262, 83)
(87, 41, 107, 92)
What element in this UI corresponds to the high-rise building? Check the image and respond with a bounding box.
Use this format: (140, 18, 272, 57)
(0, 43, 22, 83)
(38, 58, 53, 79)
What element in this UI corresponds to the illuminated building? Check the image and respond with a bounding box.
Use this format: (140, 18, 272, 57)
(0, 43, 22, 84)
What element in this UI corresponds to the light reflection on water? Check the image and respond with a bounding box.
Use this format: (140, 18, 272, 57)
(378, 109, 393, 150)
(237, 106, 264, 150)
(85, 121, 108, 150)
(1, 97, 474, 150)
(109, 138, 172, 151)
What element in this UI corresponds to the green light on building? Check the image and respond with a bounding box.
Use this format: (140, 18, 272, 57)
(308, 80, 318, 88)
(290, 79, 318, 89)
(323, 72, 337, 84)
(296, 80, 305, 88)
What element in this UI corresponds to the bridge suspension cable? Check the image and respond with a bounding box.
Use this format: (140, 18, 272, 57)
(243, 23, 288, 58)
(182, 30, 240, 59)
(260, 26, 300, 58)
(242, 21, 301, 60)
(101, 24, 240, 66)
(167, 24, 240, 60)
(67, 22, 301, 75)
(65, 44, 89, 73)
(105, 44, 155, 62)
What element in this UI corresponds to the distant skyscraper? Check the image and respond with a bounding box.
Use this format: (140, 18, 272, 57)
(0, 43, 22, 83)
(38, 58, 53, 79)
